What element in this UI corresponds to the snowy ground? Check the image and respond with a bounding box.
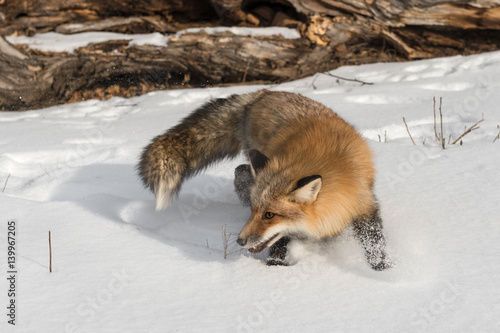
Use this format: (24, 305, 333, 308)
(1, 44, 500, 332)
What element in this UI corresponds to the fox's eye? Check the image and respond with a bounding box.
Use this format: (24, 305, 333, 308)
(263, 212, 275, 220)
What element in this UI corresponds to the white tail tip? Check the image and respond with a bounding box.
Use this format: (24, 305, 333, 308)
(155, 180, 172, 211)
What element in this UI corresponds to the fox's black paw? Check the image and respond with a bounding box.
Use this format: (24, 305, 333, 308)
(371, 261, 392, 271)
(368, 255, 394, 271)
(266, 258, 289, 266)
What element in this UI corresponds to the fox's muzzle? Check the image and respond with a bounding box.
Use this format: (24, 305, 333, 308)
(236, 234, 260, 247)
(237, 233, 281, 254)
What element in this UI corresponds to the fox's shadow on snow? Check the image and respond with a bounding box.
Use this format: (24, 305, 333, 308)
(51, 163, 388, 274)
(51, 163, 258, 263)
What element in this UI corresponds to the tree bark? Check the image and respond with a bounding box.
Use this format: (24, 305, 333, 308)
(1, 0, 499, 111)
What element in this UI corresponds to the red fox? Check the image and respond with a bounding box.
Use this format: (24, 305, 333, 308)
(138, 90, 391, 270)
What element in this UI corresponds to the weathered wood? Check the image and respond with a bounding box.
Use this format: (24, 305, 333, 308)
(1, 0, 500, 110)
(4, 1, 499, 35)
(0, 0, 219, 35)
(291, 0, 500, 29)
(0, 32, 345, 111)
(0, 37, 40, 110)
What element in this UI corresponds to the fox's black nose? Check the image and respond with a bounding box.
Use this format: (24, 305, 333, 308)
(236, 238, 246, 246)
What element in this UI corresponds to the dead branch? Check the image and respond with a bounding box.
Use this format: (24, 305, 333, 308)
(49, 230, 52, 273)
(452, 119, 484, 145)
(433, 97, 439, 142)
(403, 117, 416, 145)
(439, 97, 445, 149)
(222, 224, 231, 259)
(2, 174, 11, 193)
(320, 72, 373, 85)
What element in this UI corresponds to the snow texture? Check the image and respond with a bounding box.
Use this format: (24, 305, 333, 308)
(1, 36, 500, 332)
(181, 27, 300, 39)
(5, 32, 170, 53)
(5, 27, 299, 54)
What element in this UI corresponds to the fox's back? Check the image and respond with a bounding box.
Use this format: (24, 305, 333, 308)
(244, 91, 373, 176)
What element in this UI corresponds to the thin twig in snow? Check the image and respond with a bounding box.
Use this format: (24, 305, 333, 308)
(40, 163, 51, 177)
(2, 173, 10, 192)
(49, 230, 52, 273)
(320, 72, 374, 85)
(452, 119, 484, 145)
(222, 224, 231, 259)
(433, 97, 439, 142)
(494, 131, 500, 143)
(439, 97, 445, 149)
(403, 117, 416, 145)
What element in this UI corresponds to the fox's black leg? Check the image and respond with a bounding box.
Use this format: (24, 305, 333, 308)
(266, 237, 290, 266)
(352, 209, 392, 271)
(234, 164, 254, 207)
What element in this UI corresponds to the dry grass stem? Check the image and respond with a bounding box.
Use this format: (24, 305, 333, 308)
(320, 72, 374, 85)
(439, 97, 445, 149)
(433, 97, 439, 142)
(222, 224, 231, 259)
(452, 119, 484, 145)
(403, 117, 416, 145)
(49, 230, 52, 273)
(40, 163, 51, 177)
(494, 131, 500, 143)
(2, 173, 10, 192)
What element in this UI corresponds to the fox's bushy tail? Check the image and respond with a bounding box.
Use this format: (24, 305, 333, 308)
(137, 91, 264, 210)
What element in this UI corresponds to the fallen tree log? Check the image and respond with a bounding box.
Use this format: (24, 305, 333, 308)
(1, 0, 500, 111)
(0, 31, 349, 111)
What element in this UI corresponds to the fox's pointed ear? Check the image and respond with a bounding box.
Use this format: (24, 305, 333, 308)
(291, 175, 322, 204)
(249, 150, 270, 174)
